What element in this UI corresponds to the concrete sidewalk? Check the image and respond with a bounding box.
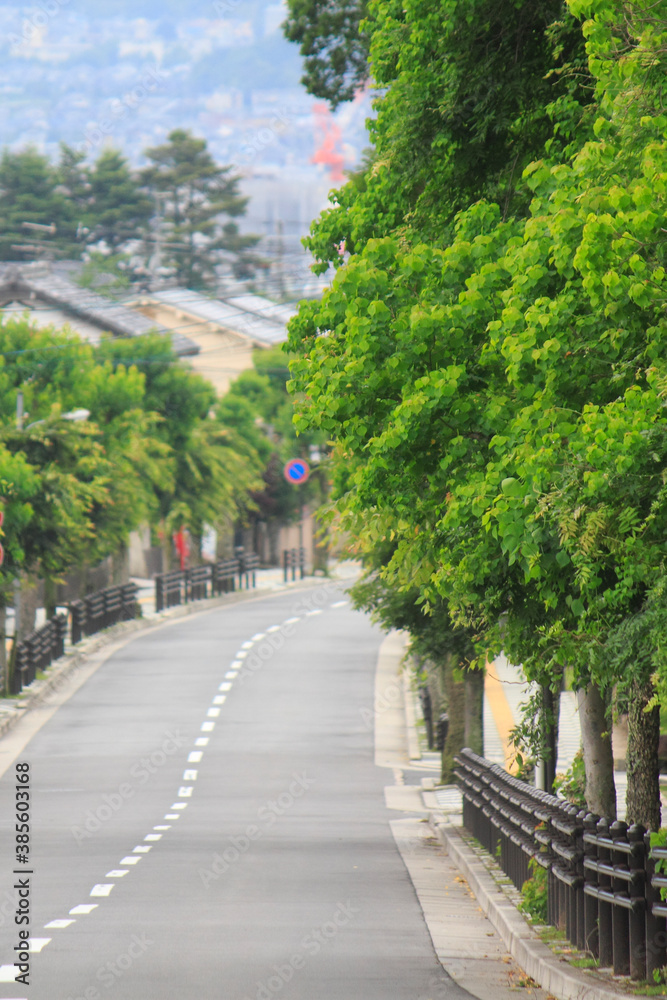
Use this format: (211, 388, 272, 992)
(378, 630, 631, 1000)
(376, 631, 549, 1000)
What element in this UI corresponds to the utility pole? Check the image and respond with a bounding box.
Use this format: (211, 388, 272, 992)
(276, 218, 285, 300)
(11, 391, 24, 690)
(148, 191, 165, 288)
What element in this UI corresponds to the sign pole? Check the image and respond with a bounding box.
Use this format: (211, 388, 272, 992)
(284, 459, 310, 572)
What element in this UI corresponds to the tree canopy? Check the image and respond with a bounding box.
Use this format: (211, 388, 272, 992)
(283, 0, 370, 107)
(286, 0, 667, 825)
(0, 318, 264, 615)
(0, 134, 257, 291)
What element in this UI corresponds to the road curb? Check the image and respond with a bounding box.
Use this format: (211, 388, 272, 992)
(430, 818, 627, 1000)
(0, 576, 328, 743)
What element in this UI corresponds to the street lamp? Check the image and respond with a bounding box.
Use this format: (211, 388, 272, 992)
(16, 390, 91, 430)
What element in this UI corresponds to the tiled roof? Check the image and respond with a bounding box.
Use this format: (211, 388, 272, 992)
(0, 263, 199, 357)
(143, 288, 295, 346)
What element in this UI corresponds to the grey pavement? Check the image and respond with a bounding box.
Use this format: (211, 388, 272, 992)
(0, 583, 476, 1000)
(376, 633, 548, 1000)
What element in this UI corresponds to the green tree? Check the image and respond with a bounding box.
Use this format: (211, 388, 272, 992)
(54, 143, 91, 253)
(300, 0, 591, 275)
(87, 149, 152, 251)
(0, 318, 171, 599)
(141, 129, 259, 289)
(288, 0, 667, 826)
(0, 147, 67, 260)
(283, 0, 370, 107)
(95, 332, 264, 562)
(218, 346, 327, 559)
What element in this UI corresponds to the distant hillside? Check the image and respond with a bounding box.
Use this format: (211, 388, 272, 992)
(187, 33, 301, 92)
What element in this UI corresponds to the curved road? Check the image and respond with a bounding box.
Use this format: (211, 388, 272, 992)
(0, 584, 464, 1000)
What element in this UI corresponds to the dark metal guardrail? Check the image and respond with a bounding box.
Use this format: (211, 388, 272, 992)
(187, 566, 211, 602)
(212, 558, 239, 595)
(239, 551, 260, 589)
(11, 614, 68, 695)
(154, 569, 187, 613)
(70, 583, 139, 643)
(155, 552, 260, 612)
(282, 547, 306, 582)
(455, 747, 667, 981)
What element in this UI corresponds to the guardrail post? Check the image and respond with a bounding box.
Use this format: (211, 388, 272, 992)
(574, 808, 587, 950)
(597, 817, 613, 968)
(628, 824, 647, 980)
(583, 813, 600, 958)
(70, 600, 85, 644)
(610, 819, 630, 976)
(566, 804, 583, 944)
(646, 834, 667, 980)
(53, 613, 68, 659)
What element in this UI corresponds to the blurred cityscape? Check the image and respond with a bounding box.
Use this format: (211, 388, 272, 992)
(0, 0, 372, 299)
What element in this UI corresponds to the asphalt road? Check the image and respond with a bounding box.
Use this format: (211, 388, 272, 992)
(0, 584, 465, 1000)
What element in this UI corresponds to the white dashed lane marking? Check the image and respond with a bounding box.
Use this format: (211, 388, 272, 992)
(0, 966, 20, 981)
(331, 600, 348, 607)
(24, 612, 308, 954)
(90, 885, 114, 897)
(306, 609, 323, 616)
(29, 938, 51, 952)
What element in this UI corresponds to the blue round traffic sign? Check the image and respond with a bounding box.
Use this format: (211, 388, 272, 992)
(284, 458, 310, 484)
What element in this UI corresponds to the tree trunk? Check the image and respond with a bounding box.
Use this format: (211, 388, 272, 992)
(441, 654, 465, 783)
(626, 677, 661, 831)
(160, 524, 172, 573)
(111, 545, 128, 585)
(578, 684, 617, 819)
(542, 684, 560, 795)
(44, 577, 57, 621)
(312, 512, 329, 575)
(464, 666, 484, 756)
(17, 573, 38, 641)
(0, 601, 7, 695)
